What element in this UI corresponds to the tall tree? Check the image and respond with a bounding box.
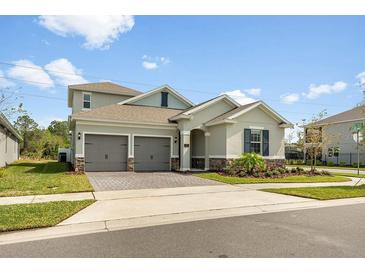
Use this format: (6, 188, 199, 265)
(0, 87, 24, 119)
(47, 120, 70, 146)
(13, 114, 39, 154)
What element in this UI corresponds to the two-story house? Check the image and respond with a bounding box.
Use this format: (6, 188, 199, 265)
(68, 82, 292, 172)
(304, 105, 365, 165)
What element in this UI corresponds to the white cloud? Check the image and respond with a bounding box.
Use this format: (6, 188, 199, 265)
(45, 58, 87, 85)
(38, 15, 135, 50)
(7, 60, 54, 89)
(303, 81, 347, 99)
(221, 90, 257, 105)
(244, 88, 261, 96)
(142, 55, 170, 70)
(356, 71, 365, 85)
(0, 70, 15, 88)
(280, 93, 300, 104)
(142, 61, 158, 70)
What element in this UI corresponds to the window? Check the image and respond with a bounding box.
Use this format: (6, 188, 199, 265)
(83, 93, 91, 109)
(334, 147, 340, 157)
(161, 92, 168, 107)
(250, 129, 262, 154)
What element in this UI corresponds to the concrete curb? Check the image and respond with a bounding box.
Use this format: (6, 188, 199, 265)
(1, 196, 365, 246)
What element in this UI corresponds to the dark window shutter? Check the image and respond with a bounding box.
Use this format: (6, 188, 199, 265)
(263, 130, 269, 156)
(161, 92, 168, 107)
(244, 129, 251, 153)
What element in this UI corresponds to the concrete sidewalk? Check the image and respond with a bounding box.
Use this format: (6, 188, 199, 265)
(0, 192, 94, 205)
(0, 177, 360, 205)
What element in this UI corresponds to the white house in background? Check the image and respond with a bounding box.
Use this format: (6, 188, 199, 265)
(67, 82, 293, 172)
(0, 113, 22, 167)
(304, 105, 365, 165)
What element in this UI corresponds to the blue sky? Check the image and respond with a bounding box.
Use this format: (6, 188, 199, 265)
(0, 16, 364, 136)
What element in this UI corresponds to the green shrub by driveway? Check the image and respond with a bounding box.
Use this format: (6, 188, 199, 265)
(0, 200, 94, 232)
(195, 172, 351, 184)
(263, 185, 365, 200)
(0, 160, 93, 197)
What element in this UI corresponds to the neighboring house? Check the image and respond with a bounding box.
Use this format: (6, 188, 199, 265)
(0, 113, 22, 167)
(285, 143, 304, 160)
(68, 82, 293, 172)
(304, 105, 365, 165)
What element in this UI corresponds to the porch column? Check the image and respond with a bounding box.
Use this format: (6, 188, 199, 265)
(204, 132, 210, 170)
(180, 131, 191, 171)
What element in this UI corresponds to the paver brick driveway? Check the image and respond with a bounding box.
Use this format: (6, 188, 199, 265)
(87, 172, 223, 191)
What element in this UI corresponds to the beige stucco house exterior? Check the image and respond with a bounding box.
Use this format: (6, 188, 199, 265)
(0, 113, 21, 167)
(68, 82, 292, 172)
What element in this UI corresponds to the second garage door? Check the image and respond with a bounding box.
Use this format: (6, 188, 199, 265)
(85, 134, 128, 172)
(134, 136, 170, 171)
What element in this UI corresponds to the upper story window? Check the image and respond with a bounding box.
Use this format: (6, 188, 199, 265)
(250, 129, 262, 154)
(161, 92, 168, 107)
(83, 93, 91, 109)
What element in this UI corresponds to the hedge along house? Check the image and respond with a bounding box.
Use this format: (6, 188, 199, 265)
(68, 82, 293, 172)
(0, 113, 22, 167)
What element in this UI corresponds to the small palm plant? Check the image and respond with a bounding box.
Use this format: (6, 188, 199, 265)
(237, 153, 266, 175)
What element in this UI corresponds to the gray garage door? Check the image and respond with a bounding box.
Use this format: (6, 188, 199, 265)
(134, 137, 170, 171)
(85, 134, 128, 172)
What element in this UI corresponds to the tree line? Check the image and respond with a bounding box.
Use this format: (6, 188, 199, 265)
(13, 114, 70, 160)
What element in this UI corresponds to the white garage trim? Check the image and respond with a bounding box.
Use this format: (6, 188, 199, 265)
(81, 132, 132, 158)
(131, 134, 174, 158)
(133, 134, 173, 171)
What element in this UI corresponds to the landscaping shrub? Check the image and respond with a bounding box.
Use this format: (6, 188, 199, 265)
(339, 161, 346, 167)
(327, 160, 335, 166)
(352, 162, 362, 168)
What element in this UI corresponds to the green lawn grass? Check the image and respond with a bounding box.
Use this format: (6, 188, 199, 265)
(263, 185, 365, 200)
(194, 172, 351, 184)
(0, 200, 94, 232)
(0, 160, 93, 197)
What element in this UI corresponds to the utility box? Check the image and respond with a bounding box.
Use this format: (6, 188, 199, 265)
(58, 148, 71, 163)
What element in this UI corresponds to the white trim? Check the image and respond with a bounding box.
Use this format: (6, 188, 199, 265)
(263, 156, 285, 160)
(215, 101, 293, 127)
(170, 95, 240, 121)
(209, 155, 240, 159)
(118, 85, 194, 107)
(204, 132, 210, 137)
(191, 156, 205, 158)
(184, 95, 240, 115)
(132, 134, 174, 171)
(205, 119, 237, 126)
(81, 132, 132, 158)
(171, 155, 179, 158)
(75, 118, 177, 129)
(180, 131, 191, 135)
(82, 92, 91, 110)
(250, 126, 264, 130)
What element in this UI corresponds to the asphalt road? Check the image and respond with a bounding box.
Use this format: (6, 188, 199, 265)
(1, 204, 365, 258)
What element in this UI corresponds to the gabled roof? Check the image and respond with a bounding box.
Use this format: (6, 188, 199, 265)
(71, 104, 181, 126)
(205, 100, 293, 127)
(311, 105, 365, 126)
(68, 82, 142, 107)
(0, 113, 22, 140)
(118, 85, 195, 108)
(169, 94, 240, 121)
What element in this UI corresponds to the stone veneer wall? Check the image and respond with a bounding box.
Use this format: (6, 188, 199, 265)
(209, 158, 233, 171)
(127, 158, 134, 171)
(171, 157, 180, 171)
(209, 158, 285, 171)
(264, 159, 286, 169)
(74, 156, 85, 172)
(191, 158, 205, 169)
